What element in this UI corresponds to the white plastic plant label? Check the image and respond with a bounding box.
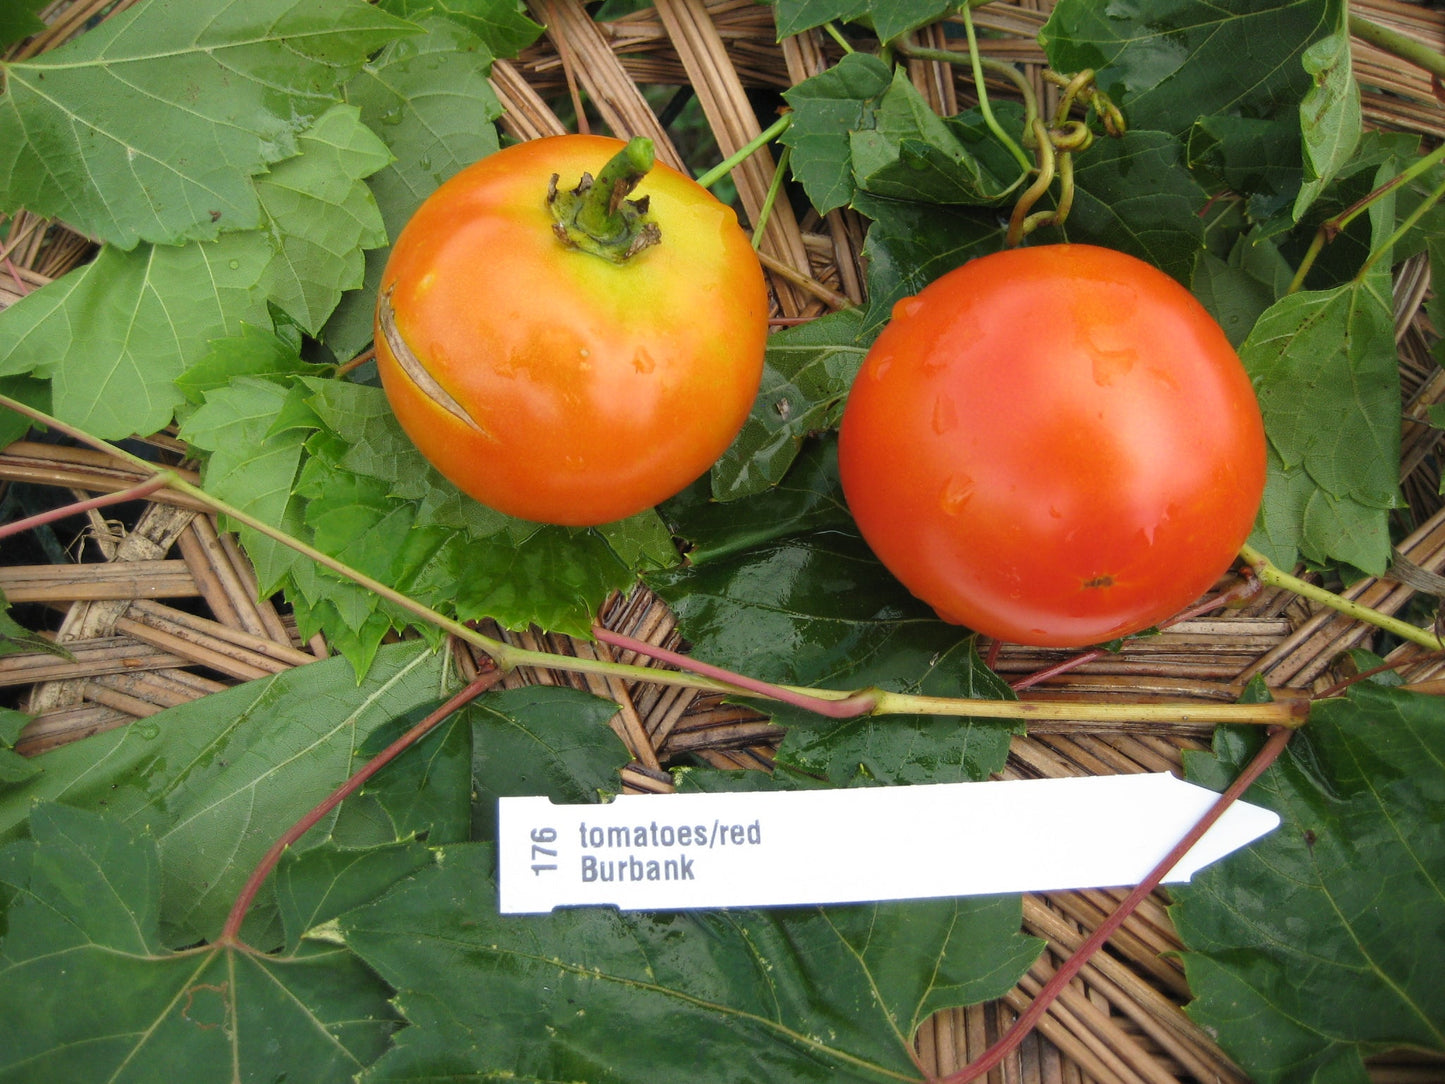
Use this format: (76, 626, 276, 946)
(497, 773, 1280, 914)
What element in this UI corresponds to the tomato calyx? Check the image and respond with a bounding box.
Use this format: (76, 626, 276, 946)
(547, 136, 662, 263)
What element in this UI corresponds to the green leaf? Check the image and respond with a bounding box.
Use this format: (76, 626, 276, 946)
(1041, 0, 1337, 146)
(334, 713, 474, 847)
(710, 307, 872, 501)
(382, 0, 543, 60)
(1188, 114, 1305, 223)
(650, 527, 1017, 786)
(341, 842, 1043, 1082)
(174, 321, 312, 405)
(0, 372, 49, 448)
(0, 104, 390, 439)
(684, 436, 856, 564)
(1241, 275, 1400, 573)
(182, 375, 311, 541)
(326, 10, 511, 358)
(0, 707, 37, 790)
(1060, 128, 1208, 284)
(469, 686, 635, 840)
(0, 803, 402, 1084)
(0, 233, 273, 437)
(773, 0, 954, 44)
(0, 641, 451, 946)
(0, 0, 45, 50)
(850, 70, 1018, 206)
(1192, 231, 1295, 346)
(0, 0, 415, 249)
(1293, 25, 1362, 221)
(859, 202, 1003, 334)
(781, 52, 894, 216)
(1173, 686, 1445, 1083)
(253, 103, 391, 335)
(274, 836, 436, 952)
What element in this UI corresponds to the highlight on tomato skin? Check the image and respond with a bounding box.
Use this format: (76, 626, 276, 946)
(373, 134, 770, 528)
(837, 243, 1268, 649)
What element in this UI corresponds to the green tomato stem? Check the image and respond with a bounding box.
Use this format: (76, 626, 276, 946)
(547, 136, 662, 262)
(1239, 544, 1445, 652)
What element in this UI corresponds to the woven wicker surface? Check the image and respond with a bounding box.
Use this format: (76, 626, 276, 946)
(3, 2, 1445, 1082)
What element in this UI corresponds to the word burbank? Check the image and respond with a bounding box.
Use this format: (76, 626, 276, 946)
(577, 818, 763, 883)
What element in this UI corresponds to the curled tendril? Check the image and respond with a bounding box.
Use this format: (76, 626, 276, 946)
(1004, 68, 1126, 246)
(894, 29, 1127, 246)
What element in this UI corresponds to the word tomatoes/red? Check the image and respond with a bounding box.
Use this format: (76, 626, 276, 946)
(838, 244, 1267, 648)
(375, 134, 769, 527)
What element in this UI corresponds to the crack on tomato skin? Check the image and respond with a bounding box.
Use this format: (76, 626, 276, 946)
(376, 286, 487, 435)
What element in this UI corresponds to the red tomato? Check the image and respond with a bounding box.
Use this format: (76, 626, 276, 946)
(838, 244, 1266, 648)
(374, 134, 769, 526)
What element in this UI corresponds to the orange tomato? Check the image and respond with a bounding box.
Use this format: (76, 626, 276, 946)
(375, 135, 769, 526)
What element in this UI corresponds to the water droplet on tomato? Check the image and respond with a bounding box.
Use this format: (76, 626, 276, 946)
(893, 297, 924, 321)
(632, 347, 655, 374)
(869, 354, 893, 381)
(938, 474, 975, 516)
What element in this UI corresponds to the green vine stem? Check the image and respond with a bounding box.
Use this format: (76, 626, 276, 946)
(1287, 139, 1445, 294)
(1240, 543, 1445, 651)
(0, 392, 1308, 731)
(959, 3, 1032, 175)
(693, 112, 793, 192)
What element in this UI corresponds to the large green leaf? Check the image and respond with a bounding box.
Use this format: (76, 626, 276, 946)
(1040, 0, 1336, 144)
(0, 0, 414, 248)
(0, 105, 392, 438)
(850, 70, 1018, 206)
(1060, 128, 1207, 284)
(0, 641, 450, 946)
(1173, 685, 1445, 1083)
(341, 842, 1042, 1083)
(1240, 274, 1400, 573)
(1293, 25, 1362, 220)
(254, 104, 391, 335)
(773, 0, 954, 45)
(0, 803, 404, 1084)
(0, 233, 273, 437)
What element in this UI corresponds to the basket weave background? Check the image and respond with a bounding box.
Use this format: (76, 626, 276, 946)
(3, 1, 1445, 1081)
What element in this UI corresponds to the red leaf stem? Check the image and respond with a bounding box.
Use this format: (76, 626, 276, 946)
(591, 624, 877, 718)
(933, 724, 1295, 1084)
(216, 658, 503, 947)
(0, 475, 172, 542)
